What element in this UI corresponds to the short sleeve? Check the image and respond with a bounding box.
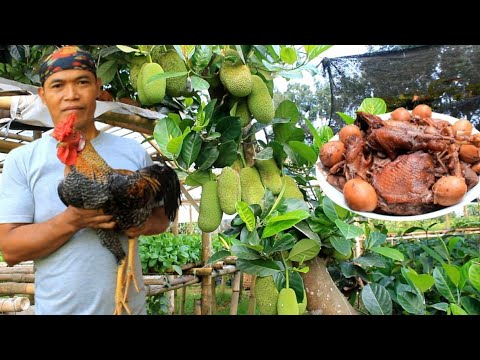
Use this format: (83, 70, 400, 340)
(0, 152, 34, 223)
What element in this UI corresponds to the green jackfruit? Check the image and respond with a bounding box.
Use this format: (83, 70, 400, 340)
(235, 100, 252, 127)
(277, 288, 299, 315)
(255, 276, 279, 315)
(298, 289, 307, 314)
(198, 180, 223, 233)
(230, 156, 243, 173)
(129, 56, 148, 90)
(255, 158, 283, 195)
(283, 176, 304, 200)
(220, 50, 253, 97)
(157, 50, 189, 97)
(247, 75, 275, 124)
(137, 62, 166, 106)
(240, 167, 265, 206)
(217, 167, 241, 215)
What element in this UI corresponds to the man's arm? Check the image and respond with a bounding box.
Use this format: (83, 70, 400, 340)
(0, 206, 115, 266)
(124, 206, 172, 238)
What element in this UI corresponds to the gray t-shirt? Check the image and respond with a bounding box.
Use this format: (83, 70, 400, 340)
(0, 131, 152, 315)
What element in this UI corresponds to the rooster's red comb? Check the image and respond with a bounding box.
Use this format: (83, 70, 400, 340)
(53, 113, 76, 141)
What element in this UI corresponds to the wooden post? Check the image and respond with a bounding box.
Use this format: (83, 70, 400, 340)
(247, 275, 257, 315)
(32, 131, 42, 140)
(0, 297, 30, 313)
(189, 205, 193, 234)
(172, 212, 179, 236)
(211, 279, 217, 314)
(180, 286, 187, 315)
(194, 299, 202, 315)
(0, 282, 34, 295)
(201, 231, 212, 315)
(220, 275, 227, 299)
(229, 271, 241, 315)
(166, 275, 175, 315)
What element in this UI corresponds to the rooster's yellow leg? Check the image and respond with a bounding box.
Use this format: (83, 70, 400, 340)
(122, 238, 141, 303)
(113, 258, 131, 315)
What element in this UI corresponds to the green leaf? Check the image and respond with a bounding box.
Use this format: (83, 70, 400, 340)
(329, 235, 352, 257)
(417, 242, 445, 264)
(361, 283, 392, 315)
(196, 146, 219, 171)
(216, 116, 241, 143)
(433, 267, 456, 303)
(172, 265, 182, 275)
(430, 302, 449, 312)
(402, 268, 434, 293)
(358, 98, 387, 115)
(371, 247, 404, 262)
(262, 210, 310, 238)
(153, 117, 182, 160)
(293, 221, 321, 243)
(97, 60, 117, 85)
(280, 47, 297, 64)
(459, 258, 479, 290)
(450, 303, 468, 315)
(335, 219, 363, 240)
(460, 296, 480, 315)
(323, 196, 341, 222)
(396, 284, 426, 314)
(236, 259, 282, 277)
(180, 132, 202, 167)
(305, 45, 332, 60)
(235, 201, 255, 232)
(116, 45, 138, 53)
(336, 112, 356, 125)
(288, 239, 321, 262)
(354, 253, 386, 268)
(468, 262, 480, 291)
(442, 263, 461, 287)
(267, 233, 296, 254)
(254, 147, 273, 160)
(191, 45, 212, 73)
(191, 75, 210, 91)
(318, 125, 335, 143)
(185, 170, 211, 186)
(213, 141, 238, 168)
(275, 100, 300, 123)
(166, 135, 184, 159)
(205, 250, 231, 265)
(273, 123, 304, 144)
(366, 232, 387, 249)
(287, 141, 317, 164)
(230, 244, 262, 260)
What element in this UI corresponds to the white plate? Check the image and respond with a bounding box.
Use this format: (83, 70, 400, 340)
(316, 112, 480, 221)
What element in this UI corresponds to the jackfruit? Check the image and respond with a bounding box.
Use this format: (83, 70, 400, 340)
(255, 158, 283, 195)
(129, 56, 148, 91)
(230, 156, 243, 173)
(298, 289, 307, 314)
(137, 62, 166, 106)
(240, 167, 265, 206)
(157, 50, 189, 97)
(198, 180, 223, 233)
(283, 176, 304, 200)
(247, 75, 275, 124)
(220, 49, 253, 97)
(277, 288, 299, 315)
(235, 100, 252, 127)
(255, 276, 279, 315)
(217, 167, 241, 215)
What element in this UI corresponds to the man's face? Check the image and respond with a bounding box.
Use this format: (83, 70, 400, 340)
(38, 69, 101, 131)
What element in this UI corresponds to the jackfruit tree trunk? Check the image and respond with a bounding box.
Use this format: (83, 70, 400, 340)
(301, 257, 357, 315)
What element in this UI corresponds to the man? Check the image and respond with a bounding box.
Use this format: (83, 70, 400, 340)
(0, 46, 170, 315)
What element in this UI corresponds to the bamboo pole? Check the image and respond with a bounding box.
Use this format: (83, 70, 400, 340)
(0, 139, 23, 153)
(145, 277, 200, 296)
(33, 130, 42, 140)
(172, 212, 179, 236)
(194, 299, 202, 315)
(180, 286, 187, 315)
(167, 275, 175, 315)
(0, 273, 35, 282)
(181, 185, 200, 213)
(0, 282, 35, 295)
(189, 205, 193, 234)
(0, 266, 34, 274)
(0, 297, 30, 313)
(229, 271, 242, 315)
(220, 276, 227, 298)
(247, 275, 257, 315)
(211, 279, 217, 314)
(201, 231, 212, 315)
(96, 112, 155, 135)
(0, 131, 33, 142)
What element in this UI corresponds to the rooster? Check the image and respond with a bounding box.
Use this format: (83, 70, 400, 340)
(52, 113, 181, 314)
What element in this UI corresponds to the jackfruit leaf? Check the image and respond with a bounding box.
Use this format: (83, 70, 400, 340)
(97, 60, 117, 85)
(166, 135, 184, 159)
(361, 283, 392, 315)
(191, 45, 212, 73)
(196, 146, 219, 171)
(371, 247, 405, 262)
(442, 263, 461, 287)
(336, 111, 356, 125)
(304, 45, 332, 60)
(277, 69, 304, 79)
(147, 71, 189, 83)
(450, 303, 468, 315)
(247, 228, 261, 246)
(433, 267, 456, 303)
(304, 118, 323, 152)
(287, 141, 317, 164)
(273, 123, 305, 144)
(154, 117, 182, 159)
(284, 144, 305, 167)
(339, 262, 369, 280)
(185, 170, 211, 186)
(229, 102, 238, 117)
(396, 284, 425, 315)
(469, 262, 480, 291)
(417, 242, 445, 264)
(366, 231, 387, 249)
(191, 75, 210, 91)
(174, 45, 196, 60)
(274, 271, 304, 302)
(184, 98, 194, 108)
(231, 244, 261, 260)
(213, 141, 237, 167)
(275, 100, 300, 123)
(261, 59, 284, 72)
(323, 196, 344, 222)
(235, 201, 255, 232)
(167, 112, 182, 127)
(116, 45, 138, 53)
(206, 132, 221, 140)
(288, 239, 321, 262)
(402, 268, 434, 293)
(294, 221, 321, 242)
(180, 132, 202, 168)
(236, 259, 282, 277)
(358, 98, 387, 115)
(262, 210, 310, 238)
(460, 296, 480, 315)
(429, 302, 448, 312)
(278, 198, 310, 215)
(267, 233, 296, 254)
(354, 253, 386, 268)
(216, 116, 241, 142)
(335, 219, 364, 240)
(254, 147, 273, 160)
(318, 125, 335, 144)
(459, 258, 479, 290)
(293, 266, 309, 273)
(206, 250, 231, 265)
(329, 235, 352, 257)
(266, 45, 280, 61)
(235, 45, 246, 64)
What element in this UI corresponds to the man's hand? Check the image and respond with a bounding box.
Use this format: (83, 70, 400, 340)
(64, 206, 116, 231)
(124, 206, 171, 238)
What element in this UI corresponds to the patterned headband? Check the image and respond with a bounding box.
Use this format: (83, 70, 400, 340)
(39, 46, 97, 85)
